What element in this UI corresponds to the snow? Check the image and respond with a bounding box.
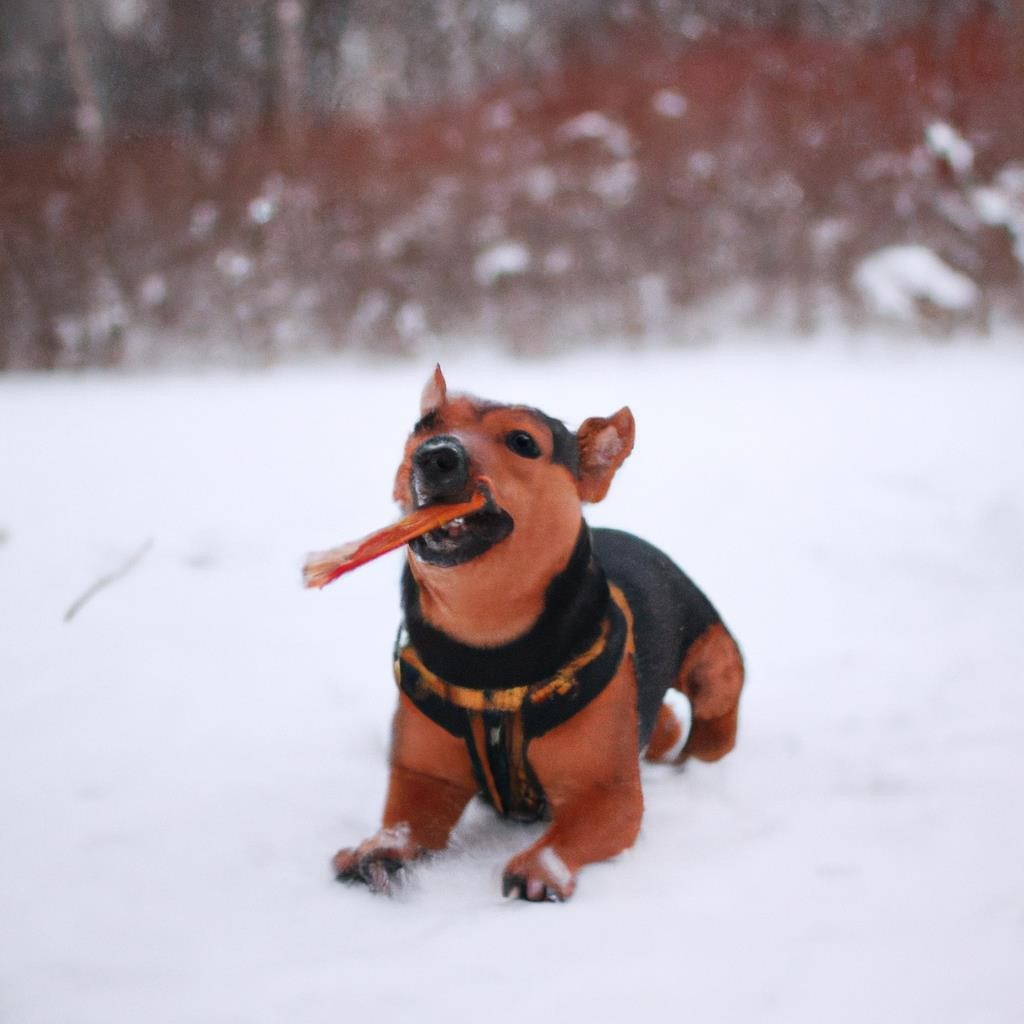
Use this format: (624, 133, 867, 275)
(215, 250, 252, 281)
(189, 201, 219, 239)
(537, 847, 574, 892)
(101, 0, 148, 37)
(853, 245, 979, 320)
(248, 196, 278, 226)
(558, 112, 634, 159)
(925, 122, 974, 177)
(651, 89, 688, 119)
(658, 687, 693, 761)
(2, 339, 1023, 1024)
(138, 274, 169, 309)
(492, 2, 531, 36)
(521, 164, 558, 204)
(473, 241, 531, 285)
(971, 164, 1024, 266)
(589, 160, 639, 206)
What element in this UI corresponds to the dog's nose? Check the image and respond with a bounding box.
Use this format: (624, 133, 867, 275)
(412, 435, 469, 500)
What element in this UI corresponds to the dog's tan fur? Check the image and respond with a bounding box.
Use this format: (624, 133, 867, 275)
(333, 368, 742, 900)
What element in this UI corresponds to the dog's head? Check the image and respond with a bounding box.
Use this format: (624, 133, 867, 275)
(394, 366, 635, 572)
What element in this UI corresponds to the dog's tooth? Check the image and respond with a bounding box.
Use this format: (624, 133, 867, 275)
(445, 517, 467, 539)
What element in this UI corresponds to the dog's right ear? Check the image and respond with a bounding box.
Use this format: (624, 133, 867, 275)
(576, 406, 635, 503)
(421, 364, 447, 416)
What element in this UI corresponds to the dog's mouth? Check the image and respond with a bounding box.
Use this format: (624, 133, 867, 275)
(410, 493, 513, 567)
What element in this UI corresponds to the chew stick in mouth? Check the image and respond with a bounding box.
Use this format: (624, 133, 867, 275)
(303, 485, 490, 589)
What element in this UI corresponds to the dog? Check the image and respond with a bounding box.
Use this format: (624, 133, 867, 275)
(332, 367, 744, 901)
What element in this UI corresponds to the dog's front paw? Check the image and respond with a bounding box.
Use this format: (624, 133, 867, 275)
(502, 845, 577, 903)
(333, 824, 420, 894)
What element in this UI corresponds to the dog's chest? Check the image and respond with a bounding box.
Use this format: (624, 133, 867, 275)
(393, 582, 634, 820)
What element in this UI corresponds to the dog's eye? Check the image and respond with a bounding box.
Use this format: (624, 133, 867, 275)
(505, 430, 541, 459)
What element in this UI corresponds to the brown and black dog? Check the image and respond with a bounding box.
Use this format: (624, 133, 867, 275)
(332, 367, 744, 901)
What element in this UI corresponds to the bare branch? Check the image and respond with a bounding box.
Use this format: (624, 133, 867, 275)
(64, 539, 155, 623)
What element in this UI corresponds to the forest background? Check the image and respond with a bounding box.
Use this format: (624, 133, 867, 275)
(2, 0, 1023, 368)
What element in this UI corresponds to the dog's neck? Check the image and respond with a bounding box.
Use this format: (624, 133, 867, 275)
(404, 502, 583, 646)
(401, 524, 610, 690)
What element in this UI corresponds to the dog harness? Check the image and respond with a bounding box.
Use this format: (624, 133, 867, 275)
(394, 583, 635, 821)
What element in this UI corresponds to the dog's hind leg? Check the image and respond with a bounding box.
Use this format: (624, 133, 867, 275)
(672, 623, 744, 763)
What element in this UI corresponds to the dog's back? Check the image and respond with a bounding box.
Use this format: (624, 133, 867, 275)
(592, 528, 725, 745)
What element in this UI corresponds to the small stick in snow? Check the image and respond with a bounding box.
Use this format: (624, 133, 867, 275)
(63, 538, 154, 623)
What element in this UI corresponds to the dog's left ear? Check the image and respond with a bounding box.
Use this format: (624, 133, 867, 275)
(421, 364, 447, 415)
(576, 407, 635, 503)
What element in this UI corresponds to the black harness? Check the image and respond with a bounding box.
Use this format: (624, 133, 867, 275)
(395, 529, 635, 821)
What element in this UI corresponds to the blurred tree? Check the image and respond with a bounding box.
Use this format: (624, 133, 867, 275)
(275, 0, 305, 147)
(60, 0, 104, 142)
(1, 0, 1022, 366)
(305, 0, 349, 119)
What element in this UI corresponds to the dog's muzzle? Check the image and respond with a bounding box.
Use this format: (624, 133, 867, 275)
(408, 437, 513, 566)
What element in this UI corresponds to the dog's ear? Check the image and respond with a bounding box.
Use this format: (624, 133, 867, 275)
(576, 407, 635, 503)
(420, 364, 447, 416)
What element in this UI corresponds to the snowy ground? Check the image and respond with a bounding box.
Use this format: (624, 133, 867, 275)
(1, 337, 1022, 1024)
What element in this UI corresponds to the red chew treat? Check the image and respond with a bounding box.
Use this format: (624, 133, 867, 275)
(303, 488, 489, 589)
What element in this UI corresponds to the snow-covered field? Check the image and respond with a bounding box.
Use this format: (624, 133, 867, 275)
(2, 338, 1022, 1024)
